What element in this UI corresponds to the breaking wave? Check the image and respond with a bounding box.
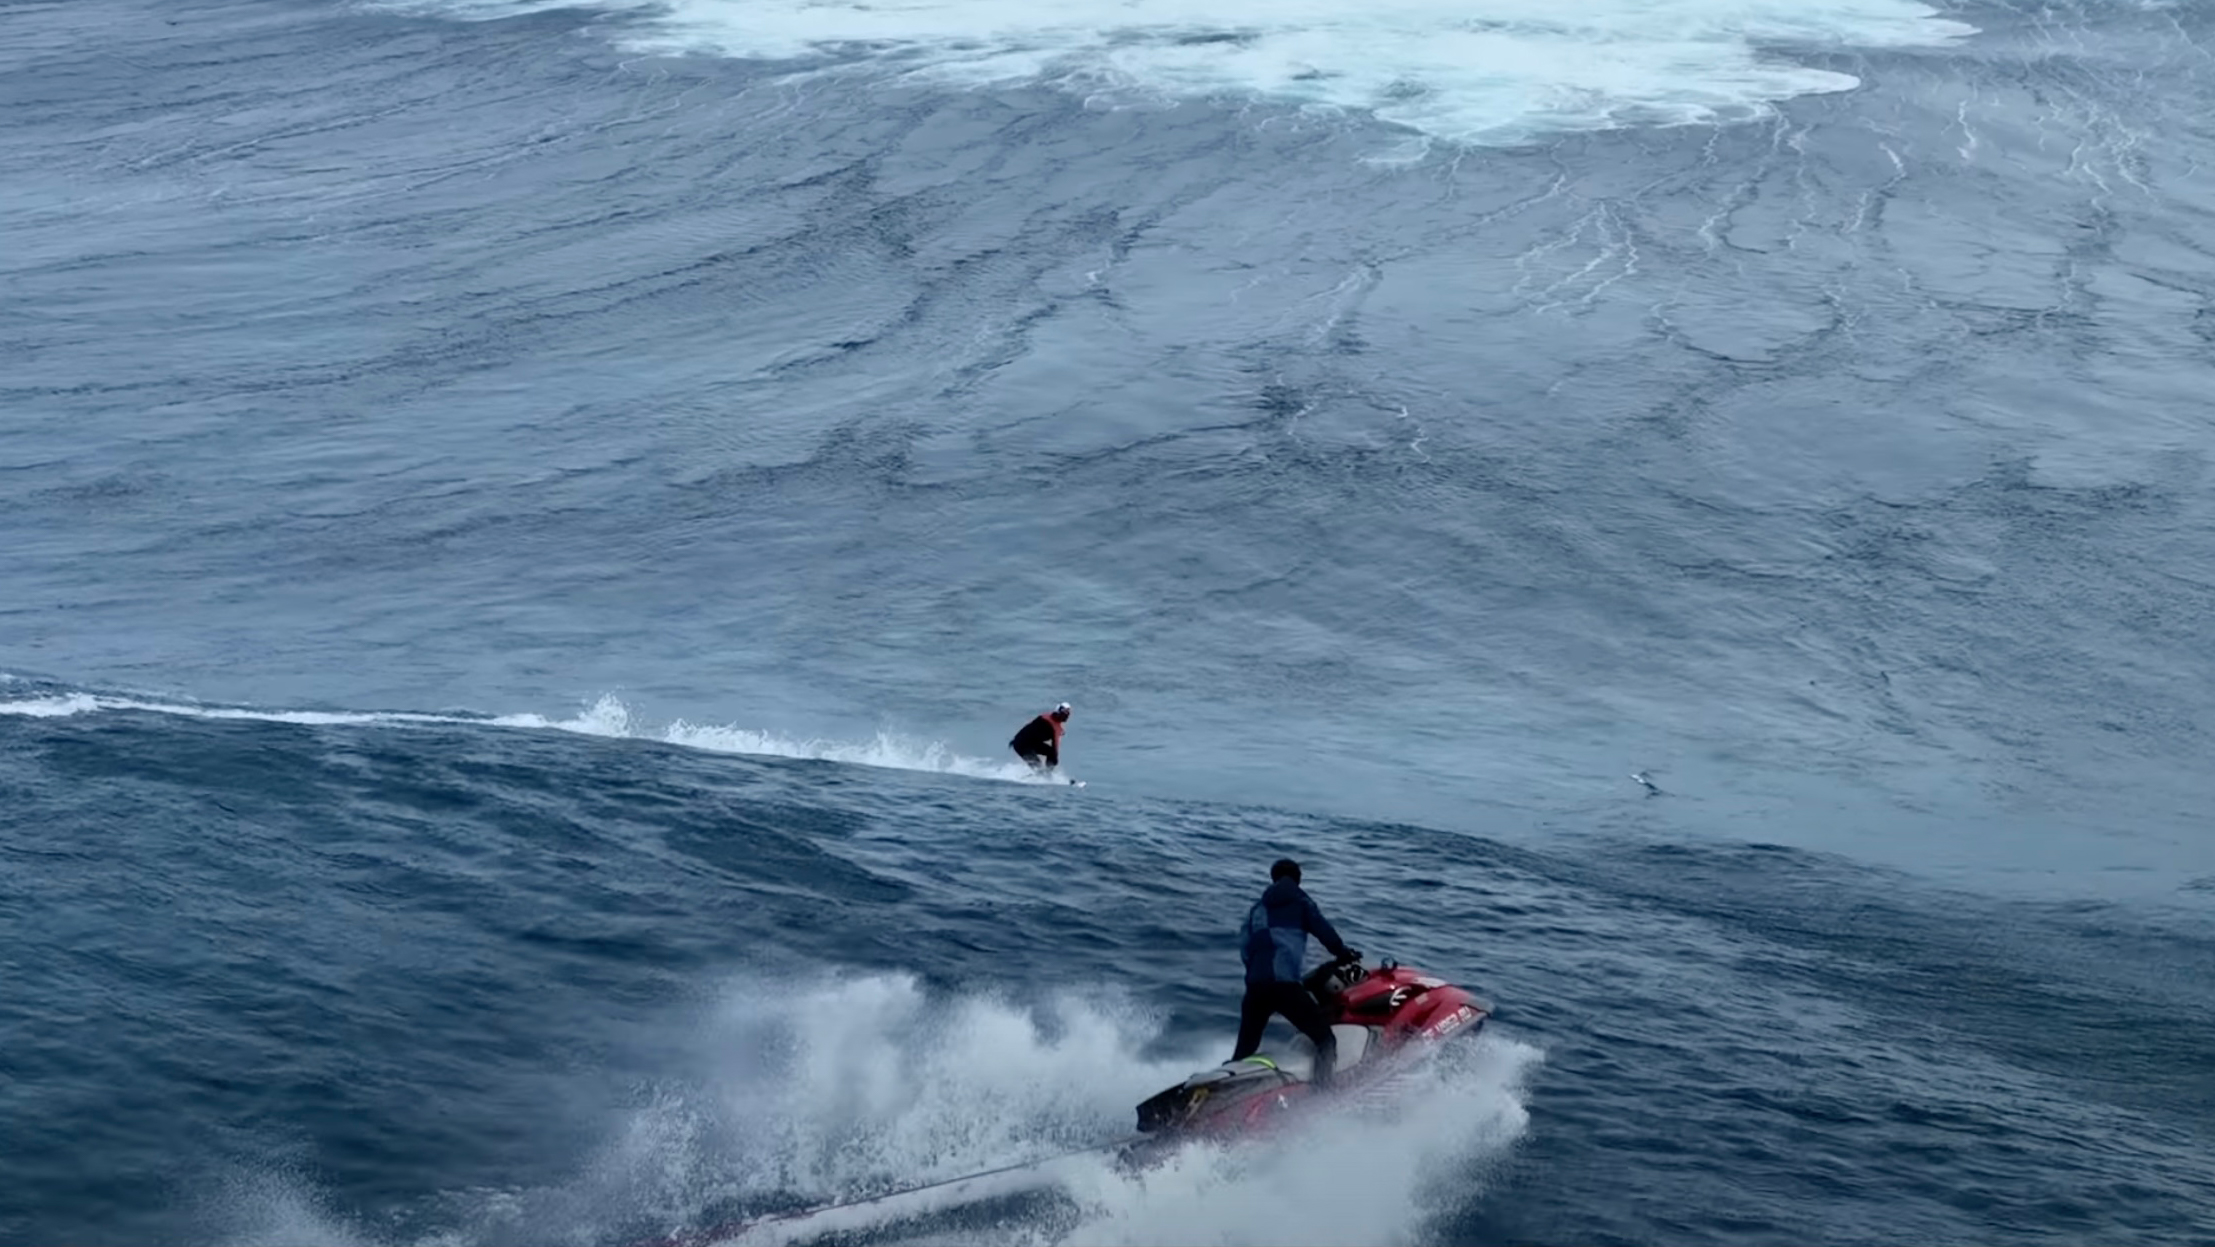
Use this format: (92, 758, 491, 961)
(385, 0, 1973, 142)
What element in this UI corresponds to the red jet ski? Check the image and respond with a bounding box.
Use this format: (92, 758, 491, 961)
(1130, 956, 1489, 1148)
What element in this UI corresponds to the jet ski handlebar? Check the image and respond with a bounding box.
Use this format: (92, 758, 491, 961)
(1303, 951, 1368, 996)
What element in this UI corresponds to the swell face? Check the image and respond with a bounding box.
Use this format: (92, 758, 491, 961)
(6, 0, 2213, 894)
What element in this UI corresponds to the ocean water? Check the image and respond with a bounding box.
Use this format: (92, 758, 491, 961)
(4, 0, 2214, 1241)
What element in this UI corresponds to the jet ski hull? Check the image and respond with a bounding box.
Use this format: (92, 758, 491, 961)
(1128, 960, 1489, 1152)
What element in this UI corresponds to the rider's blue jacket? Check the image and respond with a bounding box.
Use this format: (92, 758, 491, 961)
(1240, 879, 1350, 985)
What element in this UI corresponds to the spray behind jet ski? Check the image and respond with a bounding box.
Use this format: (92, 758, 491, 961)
(676, 956, 1490, 1244)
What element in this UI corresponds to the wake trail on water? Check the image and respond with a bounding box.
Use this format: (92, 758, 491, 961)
(192, 974, 1536, 1245)
(0, 688, 1059, 785)
(579, 974, 1541, 1246)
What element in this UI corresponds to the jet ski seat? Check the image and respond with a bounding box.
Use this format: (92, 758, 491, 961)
(1267, 1025, 1375, 1082)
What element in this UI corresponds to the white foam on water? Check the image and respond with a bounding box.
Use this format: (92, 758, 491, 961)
(1044, 1040, 1538, 1247)
(386, 0, 1972, 142)
(1, 689, 1060, 785)
(0, 693, 104, 718)
(192, 1167, 372, 1247)
(503, 694, 1055, 782)
(660, 718, 1050, 783)
(590, 972, 1541, 1246)
(0, 691, 460, 726)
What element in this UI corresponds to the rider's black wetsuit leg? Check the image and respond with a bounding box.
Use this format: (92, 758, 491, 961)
(1230, 981, 1339, 1089)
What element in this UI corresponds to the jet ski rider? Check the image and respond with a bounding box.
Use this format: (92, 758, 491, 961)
(1009, 702, 1071, 773)
(1233, 858, 1360, 1091)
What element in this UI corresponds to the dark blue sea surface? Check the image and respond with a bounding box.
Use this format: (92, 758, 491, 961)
(4, 0, 2214, 1241)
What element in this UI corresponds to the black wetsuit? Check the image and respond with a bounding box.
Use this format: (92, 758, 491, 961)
(1009, 714, 1060, 767)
